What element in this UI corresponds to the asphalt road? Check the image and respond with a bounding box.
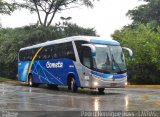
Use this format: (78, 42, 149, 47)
(0, 83, 160, 117)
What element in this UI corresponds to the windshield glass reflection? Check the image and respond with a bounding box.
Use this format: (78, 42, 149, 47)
(94, 44, 126, 73)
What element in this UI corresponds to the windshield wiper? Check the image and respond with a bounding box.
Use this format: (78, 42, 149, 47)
(111, 54, 122, 71)
(105, 53, 110, 65)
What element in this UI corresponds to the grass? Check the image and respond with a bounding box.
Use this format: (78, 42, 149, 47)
(126, 85, 160, 88)
(0, 77, 13, 82)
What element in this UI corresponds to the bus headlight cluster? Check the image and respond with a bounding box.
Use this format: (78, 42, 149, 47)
(93, 82, 98, 86)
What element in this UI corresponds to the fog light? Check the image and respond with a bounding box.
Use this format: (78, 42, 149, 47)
(93, 82, 98, 86)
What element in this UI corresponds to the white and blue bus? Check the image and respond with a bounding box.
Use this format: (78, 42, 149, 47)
(18, 36, 132, 93)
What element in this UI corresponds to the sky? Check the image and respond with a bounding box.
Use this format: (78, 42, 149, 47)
(0, 0, 145, 39)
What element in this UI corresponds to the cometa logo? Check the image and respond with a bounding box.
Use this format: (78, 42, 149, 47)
(46, 61, 63, 68)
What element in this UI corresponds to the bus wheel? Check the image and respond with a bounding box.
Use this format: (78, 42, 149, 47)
(69, 78, 78, 92)
(28, 75, 39, 87)
(98, 88, 105, 94)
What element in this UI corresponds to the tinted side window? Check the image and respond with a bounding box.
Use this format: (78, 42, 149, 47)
(37, 47, 49, 60)
(82, 47, 92, 68)
(75, 41, 88, 62)
(36, 46, 51, 60)
(57, 43, 66, 58)
(19, 48, 38, 61)
(35, 45, 59, 60)
(30, 48, 38, 60)
(64, 42, 76, 61)
(19, 50, 26, 61)
(66, 43, 76, 61)
(35, 42, 75, 61)
(56, 42, 75, 61)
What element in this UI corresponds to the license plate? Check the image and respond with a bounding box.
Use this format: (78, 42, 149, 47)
(111, 83, 117, 87)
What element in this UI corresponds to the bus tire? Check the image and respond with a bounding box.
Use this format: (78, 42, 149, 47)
(98, 88, 105, 94)
(28, 75, 39, 87)
(69, 77, 78, 92)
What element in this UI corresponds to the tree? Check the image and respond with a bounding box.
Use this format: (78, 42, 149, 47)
(0, 0, 19, 27)
(20, 0, 99, 27)
(127, 0, 160, 26)
(112, 23, 160, 84)
(0, 0, 17, 15)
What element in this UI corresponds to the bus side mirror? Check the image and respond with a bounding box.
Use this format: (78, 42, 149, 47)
(122, 47, 133, 58)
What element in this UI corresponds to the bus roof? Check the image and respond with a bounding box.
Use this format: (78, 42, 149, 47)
(20, 36, 120, 51)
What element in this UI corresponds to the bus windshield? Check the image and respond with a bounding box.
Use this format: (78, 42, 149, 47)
(93, 44, 126, 73)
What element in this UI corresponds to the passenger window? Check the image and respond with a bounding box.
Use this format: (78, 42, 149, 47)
(65, 42, 75, 61)
(19, 50, 26, 61)
(82, 46, 92, 68)
(83, 58, 91, 68)
(75, 41, 88, 62)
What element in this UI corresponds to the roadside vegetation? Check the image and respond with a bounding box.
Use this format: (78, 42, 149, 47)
(0, 77, 12, 82)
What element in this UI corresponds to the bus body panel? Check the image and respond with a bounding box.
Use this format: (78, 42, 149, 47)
(19, 59, 81, 86)
(73, 62, 92, 88)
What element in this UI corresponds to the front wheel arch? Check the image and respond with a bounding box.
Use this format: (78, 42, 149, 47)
(28, 73, 33, 87)
(27, 73, 32, 82)
(98, 88, 105, 94)
(67, 74, 78, 92)
(67, 74, 76, 86)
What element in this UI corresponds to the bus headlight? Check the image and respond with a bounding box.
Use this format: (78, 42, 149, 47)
(125, 82, 128, 86)
(93, 82, 98, 86)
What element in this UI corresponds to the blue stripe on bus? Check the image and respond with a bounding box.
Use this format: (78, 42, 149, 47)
(90, 39, 120, 46)
(113, 73, 127, 78)
(91, 71, 126, 79)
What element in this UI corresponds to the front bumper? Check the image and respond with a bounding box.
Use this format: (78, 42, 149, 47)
(91, 74, 127, 88)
